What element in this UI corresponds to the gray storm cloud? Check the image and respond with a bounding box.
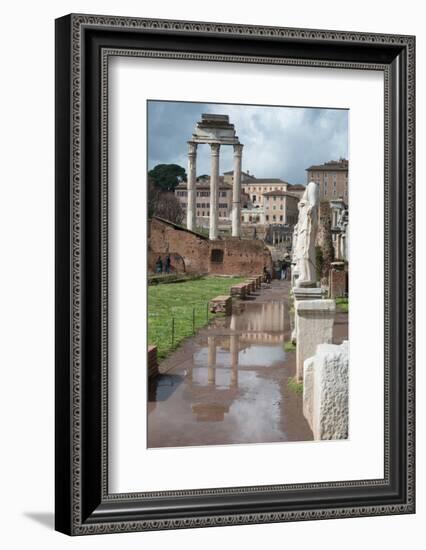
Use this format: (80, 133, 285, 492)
(147, 100, 348, 184)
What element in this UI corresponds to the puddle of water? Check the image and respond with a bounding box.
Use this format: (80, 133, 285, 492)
(147, 296, 314, 447)
(194, 343, 286, 369)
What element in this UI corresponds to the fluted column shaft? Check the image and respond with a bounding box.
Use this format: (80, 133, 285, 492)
(209, 143, 220, 240)
(232, 143, 243, 237)
(187, 141, 197, 231)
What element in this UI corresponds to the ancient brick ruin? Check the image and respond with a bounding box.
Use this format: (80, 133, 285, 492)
(148, 217, 272, 276)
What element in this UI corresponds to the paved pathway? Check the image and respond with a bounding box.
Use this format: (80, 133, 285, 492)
(148, 280, 348, 448)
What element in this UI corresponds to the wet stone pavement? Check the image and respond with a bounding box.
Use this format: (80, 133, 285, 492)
(147, 280, 348, 448)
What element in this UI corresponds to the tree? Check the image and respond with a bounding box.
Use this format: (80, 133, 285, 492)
(148, 178, 184, 225)
(148, 163, 186, 192)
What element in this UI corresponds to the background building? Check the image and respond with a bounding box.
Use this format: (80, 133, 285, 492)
(306, 158, 349, 204)
(175, 177, 234, 221)
(223, 170, 302, 207)
(176, 172, 300, 228)
(262, 190, 299, 225)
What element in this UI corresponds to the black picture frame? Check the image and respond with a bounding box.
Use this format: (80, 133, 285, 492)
(55, 13, 415, 535)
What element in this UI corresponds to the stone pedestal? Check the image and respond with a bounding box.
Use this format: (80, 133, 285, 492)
(293, 287, 326, 301)
(295, 299, 335, 381)
(291, 287, 326, 344)
(303, 341, 349, 440)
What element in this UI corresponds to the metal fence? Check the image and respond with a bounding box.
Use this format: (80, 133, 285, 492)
(148, 302, 214, 359)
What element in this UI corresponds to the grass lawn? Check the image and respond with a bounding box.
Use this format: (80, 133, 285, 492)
(148, 276, 245, 361)
(335, 297, 349, 313)
(283, 340, 296, 352)
(287, 376, 303, 395)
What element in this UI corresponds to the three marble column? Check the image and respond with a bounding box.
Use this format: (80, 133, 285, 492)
(186, 140, 243, 240)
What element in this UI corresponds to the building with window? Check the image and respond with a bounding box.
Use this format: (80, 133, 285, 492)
(175, 171, 301, 230)
(262, 190, 299, 225)
(175, 177, 234, 221)
(223, 170, 298, 207)
(306, 158, 349, 204)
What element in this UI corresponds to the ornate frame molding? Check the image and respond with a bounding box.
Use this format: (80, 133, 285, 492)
(55, 14, 415, 535)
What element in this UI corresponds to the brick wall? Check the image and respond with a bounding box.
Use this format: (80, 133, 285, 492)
(329, 269, 347, 298)
(208, 238, 272, 276)
(149, 218, 210, 274)
(149, 217, 272, 276)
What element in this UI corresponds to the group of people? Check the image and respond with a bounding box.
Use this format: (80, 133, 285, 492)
(263, 260, 291, 283)
(155, 254, 172, 274)
(279, 260, 291, 281)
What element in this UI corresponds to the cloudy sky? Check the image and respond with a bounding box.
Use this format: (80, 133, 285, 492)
(147, 101, 348, 184)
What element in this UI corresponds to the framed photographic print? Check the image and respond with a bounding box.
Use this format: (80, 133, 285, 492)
(55, 14, 415, 535)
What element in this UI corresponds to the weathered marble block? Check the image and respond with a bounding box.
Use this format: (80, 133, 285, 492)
(250, 277, 261, 289)
(246, 280, 256, 293)
(248, 277, 259, 290)
(209, 295, 232, 316)
(291, 287, 326, 344)
(303, 341, 349, 440)
(303, 356, 315, 431)
(242, 283, 251, 295)
(295, 299, 335, 381)
(230, 284, 246, 298)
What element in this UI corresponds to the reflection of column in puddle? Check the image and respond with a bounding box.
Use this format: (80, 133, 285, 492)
(207, 335, 216, 385)
(278, 303, 282, 331)
(230, 314, 239, 388)
(230, 335, 239, 387)
(186, 366, 193, 383)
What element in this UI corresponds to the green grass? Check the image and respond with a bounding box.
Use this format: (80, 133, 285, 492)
(283, 340, 296, 352)
(335, 297, 349, 313)
(148, 276, 245, 361)
(287, 376, 303, 395)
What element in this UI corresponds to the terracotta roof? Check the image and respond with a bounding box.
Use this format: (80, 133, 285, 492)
(223, 170, 254, 177)
(287, 184, 306, 190)
(223, 172, 289, 184)
(151, 216, 208, 240)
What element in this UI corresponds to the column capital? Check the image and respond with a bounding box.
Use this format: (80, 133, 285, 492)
(233, 142, 244, 156)
(210, 142, 221, 155)
(188, 141, 198, 155)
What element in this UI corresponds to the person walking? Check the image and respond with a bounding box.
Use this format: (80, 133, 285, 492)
(155, 256, 163, 273)
(263, 265, 271, 284)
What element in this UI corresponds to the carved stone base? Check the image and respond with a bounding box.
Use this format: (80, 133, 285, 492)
(295, 299, 335, 381)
